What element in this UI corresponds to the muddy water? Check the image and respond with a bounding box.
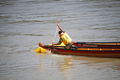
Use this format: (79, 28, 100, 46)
(0, 0, 120, 80)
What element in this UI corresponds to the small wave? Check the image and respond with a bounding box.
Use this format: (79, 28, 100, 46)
(8, 19, 64, 24)
(0, 32, 44, 37)
(8, 50, 30, 54)
(93, 27, 120, 30)
(0, 63, 38, 75)
(9, 20, 45, 24)
(0, 2, 10, 6)
(22, 33, 44, 36)
(0, 63, 6, 66)
(0, 16, 11, 19)
(23, 0, 62, 4)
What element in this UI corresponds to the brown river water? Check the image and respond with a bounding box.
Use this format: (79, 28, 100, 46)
(0, 0, 120, 80)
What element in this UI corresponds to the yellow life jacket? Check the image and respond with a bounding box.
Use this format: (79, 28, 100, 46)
(60, 32, 72, 45)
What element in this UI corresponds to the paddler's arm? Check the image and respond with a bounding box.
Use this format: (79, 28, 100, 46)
(52, 38, 62, 45)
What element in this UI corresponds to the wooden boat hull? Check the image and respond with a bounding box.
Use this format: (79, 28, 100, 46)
(41, 41, 120, 58)
(51, 48, 120, 58)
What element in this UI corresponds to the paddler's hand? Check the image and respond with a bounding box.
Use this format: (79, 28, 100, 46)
(39, 43, 44, 47)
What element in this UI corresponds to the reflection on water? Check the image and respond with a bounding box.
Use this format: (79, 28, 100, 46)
(60, 58, 73, 71)
(51, 55, 120, 80)
(59, 56, 120, 71)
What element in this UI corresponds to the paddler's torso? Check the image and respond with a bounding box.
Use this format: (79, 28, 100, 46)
(59, 32, 72, 45)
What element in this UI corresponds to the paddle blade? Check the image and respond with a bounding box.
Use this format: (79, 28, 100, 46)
(34, 47, 47, 53)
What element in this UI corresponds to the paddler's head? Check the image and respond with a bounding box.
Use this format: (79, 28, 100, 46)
(58, 31, 64, 35)
(58, 31, 64, 36)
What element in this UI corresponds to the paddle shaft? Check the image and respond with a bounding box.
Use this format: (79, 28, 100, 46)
(57, 24, 64, 32)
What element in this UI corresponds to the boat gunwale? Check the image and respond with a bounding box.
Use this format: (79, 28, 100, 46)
(76, 42, 120, 43)
(75, 44, 120, 46)
(50, 46, 120, 48)
(75, 42, 120, 46)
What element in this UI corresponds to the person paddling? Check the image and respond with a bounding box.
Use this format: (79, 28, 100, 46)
(39, 24, 76, 49)
(52, 24, 76, 49)
(52, 30, 73, 49)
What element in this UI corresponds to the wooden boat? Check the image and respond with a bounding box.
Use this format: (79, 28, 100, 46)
(73, 42, 120, 47)
(41, 42, 120, 58)
(77, 42, 120, 45)
(50, 47, 120, 58)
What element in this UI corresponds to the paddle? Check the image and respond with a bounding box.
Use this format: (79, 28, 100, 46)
(57, 24, 64, 32)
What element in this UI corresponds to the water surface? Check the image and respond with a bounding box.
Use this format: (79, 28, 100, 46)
(0, 0, 120, 80)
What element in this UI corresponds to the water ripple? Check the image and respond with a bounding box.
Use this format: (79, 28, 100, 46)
(0, 32, 44, 37)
